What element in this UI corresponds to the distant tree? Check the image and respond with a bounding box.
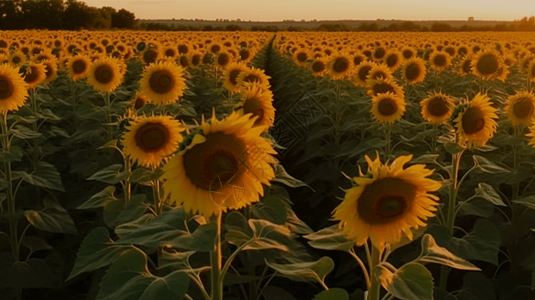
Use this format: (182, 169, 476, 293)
(112, 8, 137, 28)
(225, 24, 242, 31)
(468, 17, 474, 22)
(431, 22, 455, 32)
(63, 0, 93, 30)
(0, 0, 23, 30)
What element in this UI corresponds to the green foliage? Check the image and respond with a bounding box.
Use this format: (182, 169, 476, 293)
(376, 262, 434, 300)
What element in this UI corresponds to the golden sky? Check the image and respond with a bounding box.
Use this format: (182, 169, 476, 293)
(80, 0, 533, 21)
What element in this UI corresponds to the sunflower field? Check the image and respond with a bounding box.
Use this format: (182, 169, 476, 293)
(1, 30, 535, 300)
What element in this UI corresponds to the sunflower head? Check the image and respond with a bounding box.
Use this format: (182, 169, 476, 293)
(222, 62, 248, 93)
(420, 92, 455, 124)
(87, 56, 124, 93)
(328, 53, 353, 80)
(310, 58, 327, 77)
(429, 51, 451, 72)
(370, 92, 406, 124)
(472, 50, 505, 81)
(352, 62, 376, 87)
(139, 61, 186, 105)
(402, 58, 426, 85)
(122, 115, 184, 168)
(162, 111, 277, 217)
(23, 62, 47, 89)
(505, 91, 535, 127)
(67, 54, 91, 81)
(0, 63, 28, 113)
(452, 93, 498, 149)
(333, 154, 441, 250)
(366, 77, 404, 98)
(236, 82, 275, 130)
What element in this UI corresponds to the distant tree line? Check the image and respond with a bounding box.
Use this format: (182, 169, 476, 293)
(141, 16, 535, 32)
(0, 0, 137, 30)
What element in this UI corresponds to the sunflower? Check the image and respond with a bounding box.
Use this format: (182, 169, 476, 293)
(162, 111, 277, 217)
(458, 55, 473, 76)
(429, 51, 451, 72)
(352, 61, 376, 87)
(451, 93, 498, 148)
(0, 63, 28, 112)
(420, 92, 455, 124)
(366, 77, 404, 98)
(370, 92, 406, 124)
(131, 93, 149, 111)
(366, 64, 393, 83)
(384, 51, 402, 71)
(401, 58, 426, 85)
(293, 49, 310, 67)
(139, 61, 186, 105)
(236, 82, 275, 129)
(471, 50, 505, 81)
(333, 154, 441, 250)
(23, 62, 47, 89)
(122, 115, 184, 168)
(310, 57, 328, 77)
(504, 91, 535, 127)
(67, 54, 91, 81)
(215, 51, 232, 70)
(236, 67, 271, 90)
(9, 51, 26, 68)
(401, 46, 416, 60)
(87, 56, 123, 93)
(40, 59, 58, 86)
(141, 47, 160, 65)
(328, 53, 353, 80)
(223, 62, 249, 93)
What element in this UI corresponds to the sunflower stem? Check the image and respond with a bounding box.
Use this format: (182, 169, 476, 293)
(431, 124, 438, 154)
(439, 148, 464, 291)
(384, 126, 392, 161)
(368, 245, 382, 300)
(104, 92, 112, 142)
(29, 89, 39, 168)
(70, 78, 78, 128)
(210, 213, 223, 300)
(123, 156, 132, 204)
(512, 127, 520, 201)
(152, 178, 162, 215)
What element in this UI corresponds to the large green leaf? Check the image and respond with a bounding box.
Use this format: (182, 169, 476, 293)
(115, 209, 216, 252)
(103, 194, 149, 229)
(19, 161, 65, 192)
(77, 186, 117, 209)
(0, 253, 59, 289)
(304, 224, 355, 252)
(312, 288, 349, 300)
(0, 146, 23, 163)
(416, 234, 480, 270)
(66, 227, 138, 281)
(88, 164, 130, 184)
(272, 164, 312, 190)
(24, 198, 77, 234)
(265, 256, 334, 285)
(376, 262, 433, 300)
(250, 195, 288, 225)
(96, 250, 189, 300)
(472, 155, 510, 174)
(474, 183, 506, 206)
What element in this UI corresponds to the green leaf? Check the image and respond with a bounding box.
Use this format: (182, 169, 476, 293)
(250, 195, 288, 225)
(77, 186, 117, 209)
(88, 164, 129, 184)
(410, 154, 440, 164)
(0, 253, 58, 289)
(158, 250, 195, 271)
(115, 214, 156, 238)
(21, 236, 53, 252)
(449, 219, 501, 265)
(444, 142, 463, 154)
(246, 219, 292, 251)
(48, 126, 70, 138)
(115, 209, 216, 252)
(376, 262, 433, 300)
(130, 167, 163, 183)
(66, 227, 138, 281)
(455, 272, 496, 300)
(416, 234, 480, 270)
(473, 155, 510, 173)
(304, 224, 355, 252)
(103, 194, 149, 229)
(261, 286, 298, 300)
(0, 146, 23, 163)
(265, 256, 334, 285)
(98, 139, 119, 150)
(272, 164, 313, 190)
(513, 195, 535, 210)
(24, 198, 77, 234)
(96, 250, 189, 300)
(20, 161, 65, 192)
(11, 125, 42, 139)
(312, 288, 349, 300)
(474, 183, 506, 206)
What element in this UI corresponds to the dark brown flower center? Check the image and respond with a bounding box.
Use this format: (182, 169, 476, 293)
(358, 65, 372, 82)
(178, 44, 188, 54)
(239, 49, 250, 61)
(476, 53, 499, 75)
(134, 122, 170, 152)
(427, 96, 449, 117)
(402, 49, 413, 59)
(218, 53, 230, 66)
(179, 56, 189, 68)
(372, 82, 395, 96)
(371, 70, 388, 80)
(386, 54, 398, 68)
(332, 57, 349, 73)
(357, 177, 415, 224)
(72, 60, 87, 74)
(229, 69, 241, 86)
(378, 98, 398, 116)
(143, 49, 158, 64)
(149, 70, 174, 94)
(94, 65, 114, 84)
(134, 97, 146, 109)
(405, 63, 421, 81)
(462, 107, 485, 134)
(513, 97, 533, 119)
(433, 54, 447, 67)
(243, 97, 264, 125)
(312, 61, 325, 73)
(462, 59, 472, 73)
(165, 49, 176, 57)
(297, 52, 307, 62)
(0, 76, 14, 100)
(24, 66, 40, 84)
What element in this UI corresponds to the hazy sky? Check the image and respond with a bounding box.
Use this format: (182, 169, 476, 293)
(80, 0, 533, 21)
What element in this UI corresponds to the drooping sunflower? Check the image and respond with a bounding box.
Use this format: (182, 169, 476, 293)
(235, 82, 275, 130)
(420, 92, 455, 124)
(162, 111, 277, 217)
(222, 62, 249, 93)
(366, 64, 393, 83)
(429, 51, 451, 72)
(370, 92, 406, 124)
(401, 58, 426, 85)
(504, 91, 535, 127)
(451, 93, 498, 148)
(471, 50, 506, 81)
(23, 62, 47, 89)
(236, 67, 271, 90)
(458, 55, 473, 76)
(0, 63, 28, 112)
(67, 54, 91, 81)
(138, 61, 186, 105)
(366, 77, 404, 98)
(333, 154, 441, 250)
(122, 115, 184, 168)
(87, 56, 124, 93)
(328, 53, 353, 80)
(40, 59, 58, 86)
